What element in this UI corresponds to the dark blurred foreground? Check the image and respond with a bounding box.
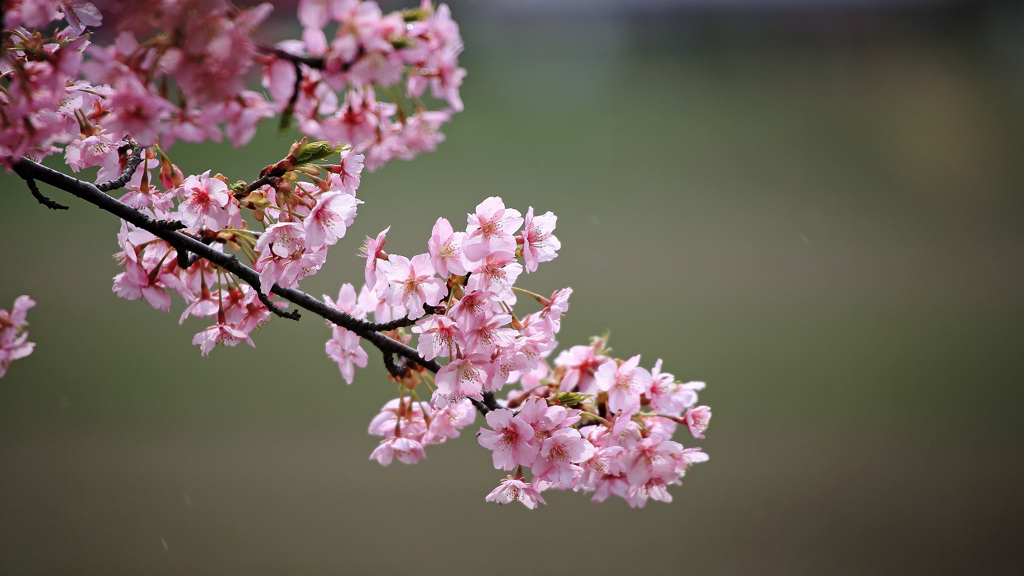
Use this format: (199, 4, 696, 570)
(2, 2, 1024, 574)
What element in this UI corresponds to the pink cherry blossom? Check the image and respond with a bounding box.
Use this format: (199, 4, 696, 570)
(412, 314, 463, 360)
(305, 88, 386, 150)
(476, 408, 539, 471)
(515, 324, 558, 372)
(376, 253, 445, 319)
(435, 354, 490, 400)
(219, 90, 275, 147)
(326, 327, 368, 384)
(370, 436, 426, 466)
(685, 405, 712, 439)
(447, 289, 501, 327)
(405, 4, 465, 112)
(223, 287, 274, 335)
(324, 283, 364, 319)
(520, 207, 560, 273)
(641, 415, 679, 440)
(535, 287, 571, 334)
(60, 1, 103, 35)
(254, 222, 327, 295)
(624, 435, 684, 488)
(327, 149, 364, 196)
(177, 171, 237, 231)
(595, 355, 651, 415)
(297, 0, 350, 29)
(461, 312, 515, 357)
(102, 75, 175, 147)
(610, 403, 642, 439)
(260, 52, 300, 105)
(489, 343, 529, 392)
(368, 397, 428, 438)
(178, 285, 221, 325)
(423, 399, 475, 445)
(520, 398, 581, 434)
(359, 284, 407, 324)
(463, 196, 523, 263)
(303, 191, 361, 248)
(347, 48, 405, 88)
(577, 429, 626, 492)
(64, 130, 120, 173)
(156, 3, 272, 107)
(427, 217, 468, 277)
(624, 479, 675, 509)
(3, 4, 713, 509)
(113, 254, 173, 311)
(554, 343, 606, 394)
(511, 359, 549, 391)
(646, 358, 682, 414)
(674, 446, 710, 471)
(118, 157, 174, 213)
(466, 250, 522, 301)
(162, 106, 224, 148)
(533, 428, 595, 486)
(0, 295, 37, 378)
(191, 321, 255, 356)
(485, 477, 546, 509)
(361, 227, 389, 290)
(363, 110, 451, 170)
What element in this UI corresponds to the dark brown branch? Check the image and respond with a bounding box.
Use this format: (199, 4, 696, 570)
(256, 44, 325, 69)
(258, 290, 300, 321)
(13, 156, 446, 380)
(381, 352, 406, 379)
(95, 142, 144, 192)
(470, 392, 498, 415)
(366, 316, 417, 331)
(23, 176, 69, 210)
(244, 174, 280, 195)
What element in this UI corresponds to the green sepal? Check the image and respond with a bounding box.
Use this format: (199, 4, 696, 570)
(401, 7, 429, 22)
(555, 392, 592, 409)
(292, 140, 339, 166)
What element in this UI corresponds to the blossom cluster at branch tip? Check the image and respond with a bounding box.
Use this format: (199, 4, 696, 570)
(0, 295, 36, 378)
(339, 196, 710, 508)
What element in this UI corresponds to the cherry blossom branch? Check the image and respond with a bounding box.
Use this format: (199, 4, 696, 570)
(11, 156, 441, 375)
(1, 1, 712, 507)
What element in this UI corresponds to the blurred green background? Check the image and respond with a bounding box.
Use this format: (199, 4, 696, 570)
(3, 1, 1024, 574)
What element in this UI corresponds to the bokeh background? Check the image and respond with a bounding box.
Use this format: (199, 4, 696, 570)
(3, 0, 1024, 574)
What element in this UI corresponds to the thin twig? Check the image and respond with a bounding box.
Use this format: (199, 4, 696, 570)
(257, 44, 325, 69)
(22, 176, 69, 210)
(96, 143, 144, 192)
(257, 290, 300, 320)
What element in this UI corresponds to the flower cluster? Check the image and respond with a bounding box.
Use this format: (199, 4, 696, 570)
(367, 396, 476, 465)
(0, 295, 36, 378)
(477, 350, 711, 509)
(1, 0, 463, 173)
(324, 196, 560, 387)
(112, 140, 364, 355)
(342, 197, 710, 508)
(266, 0, 464, 170)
